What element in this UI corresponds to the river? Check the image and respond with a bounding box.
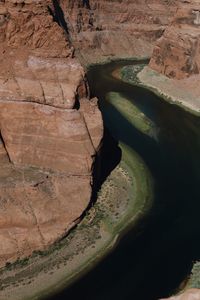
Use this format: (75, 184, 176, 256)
(50, 61, 200, 300)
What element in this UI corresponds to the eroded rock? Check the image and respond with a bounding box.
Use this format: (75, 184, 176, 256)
(0, 101, 95, 174)
(0, 0, 103, 267)
(60, 0, 178, 62)
(150, 0, 200, 79)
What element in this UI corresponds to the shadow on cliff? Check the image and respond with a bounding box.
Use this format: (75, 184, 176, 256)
(48, 0, 69, 35)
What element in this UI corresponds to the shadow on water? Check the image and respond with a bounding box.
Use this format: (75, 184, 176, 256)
(94, 129, 122, 187)
(90, 128, 122, 208)
(49, 61, 200, 300)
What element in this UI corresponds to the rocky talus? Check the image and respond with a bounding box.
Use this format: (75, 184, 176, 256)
(60, 0, 178, 63)
(150, 0, 200, 79)
(0, 0, 103, 267)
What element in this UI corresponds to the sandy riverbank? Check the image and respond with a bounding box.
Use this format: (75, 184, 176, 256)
(118, 64, 200, 116)
(137, 67, 200, 116)
(0, 89, 153, 300)
(118, 62, 200, 296)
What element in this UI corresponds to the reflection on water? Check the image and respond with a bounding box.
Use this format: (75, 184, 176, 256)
(50, 61, 200, 300)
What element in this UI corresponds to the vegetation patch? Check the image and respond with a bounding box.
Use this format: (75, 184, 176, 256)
(0, 148, 153, 300)
(120, 64, 146, 84)
(187, 261, 200, 289)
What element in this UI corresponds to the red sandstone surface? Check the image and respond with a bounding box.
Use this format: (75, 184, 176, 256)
(0, 0, 103, 267)
(150, 0, 200, 79)
(0, 0, 178, 267)
(139, 0, 200, 113)
(60, 0, 178, 62)
(0, 7, 199, 300)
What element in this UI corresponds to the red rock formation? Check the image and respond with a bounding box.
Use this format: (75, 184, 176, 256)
(60, 0, 178, 62)
(0, 102, 95, 174)
(0, 0, 188, 269)
(0, 0, 103, 267)
(150, 0, 200, 79)
(0, 0, 71, 57)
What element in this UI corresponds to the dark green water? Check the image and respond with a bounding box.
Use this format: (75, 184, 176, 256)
(50, 61, 200, 300)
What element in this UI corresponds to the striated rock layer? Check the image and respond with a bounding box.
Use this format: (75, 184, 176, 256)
(0, 0, 103, 267)
(60, 0, 178, 63)
(0, 0, 178, 269)
(150, 0, 200, 79)
(0, 0, 192, 270)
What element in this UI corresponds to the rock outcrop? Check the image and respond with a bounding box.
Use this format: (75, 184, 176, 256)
(0, 0, 72, 57)
(0, 0, 179, 270)
(60, 0, 178, 63)
(150, 0, 200, 79)
(0, 0, 103, 267)
(0, 0, 195, 272)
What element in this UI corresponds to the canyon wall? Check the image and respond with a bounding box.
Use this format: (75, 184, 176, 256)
(60, 0, 178, 63)
(150, 0, 200, 79)
(0, 0, 103, 267)
(0, 0, 188, 268)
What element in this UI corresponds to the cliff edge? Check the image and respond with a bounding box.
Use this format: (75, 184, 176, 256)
(0, 0, 103, 267)
(150, 0, 200, 79)
(60, 0, 178, 63)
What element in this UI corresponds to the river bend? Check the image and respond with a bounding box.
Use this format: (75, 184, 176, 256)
(51, 60, 200, 300)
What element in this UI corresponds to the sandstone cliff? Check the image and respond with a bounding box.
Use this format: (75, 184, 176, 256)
(60, 0, 178, 63)
(0, 0, 178, 270)
(0, 0, 103, 267)
(150, 0, 200, 79)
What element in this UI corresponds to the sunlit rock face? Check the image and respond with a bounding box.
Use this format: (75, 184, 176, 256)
(0, 0, 72, 57)
(150, 0, 200, 79)
(0, 0, 194, 269)
(0, 0, 103, 267)
(60, 0, 178, 61)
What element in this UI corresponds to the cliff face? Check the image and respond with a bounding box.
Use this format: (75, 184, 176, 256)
(0, 0, 103, 267)
(0, 0, 72, 57)
(0, 0, 190, 269)
(60, 0, 178, 62)
(150, 0, 200, 79)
